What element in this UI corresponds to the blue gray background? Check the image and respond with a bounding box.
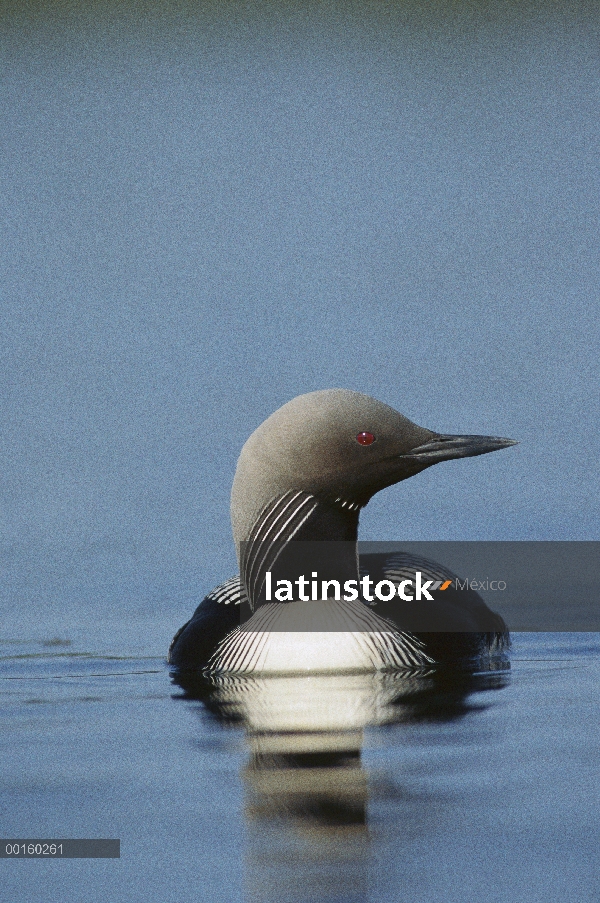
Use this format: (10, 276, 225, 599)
(1, 0, 599, 653)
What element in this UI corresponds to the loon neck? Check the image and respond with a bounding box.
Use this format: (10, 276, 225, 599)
(295, 497, 360, 543)
(294, 500, 360, 583)
(270, 540, 360, 593)
(241, 492, 361, 608)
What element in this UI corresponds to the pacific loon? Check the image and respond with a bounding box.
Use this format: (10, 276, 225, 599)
(169, 389, 516, 673)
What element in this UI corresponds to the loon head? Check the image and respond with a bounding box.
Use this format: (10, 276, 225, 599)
(231, 388, 517, 554)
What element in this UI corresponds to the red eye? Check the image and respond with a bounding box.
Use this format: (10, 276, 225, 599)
(356, 431, 375, 446)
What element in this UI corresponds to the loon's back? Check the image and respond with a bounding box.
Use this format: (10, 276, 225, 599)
(168, 550, 508, 673)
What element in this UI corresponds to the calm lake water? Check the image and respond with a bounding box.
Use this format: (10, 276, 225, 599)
(1, 633, 599, 903)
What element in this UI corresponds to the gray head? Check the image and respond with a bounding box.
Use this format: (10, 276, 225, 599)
(231, 389, 516, 549)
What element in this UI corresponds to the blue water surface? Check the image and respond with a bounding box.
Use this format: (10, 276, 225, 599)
(1, 633, 598, 902)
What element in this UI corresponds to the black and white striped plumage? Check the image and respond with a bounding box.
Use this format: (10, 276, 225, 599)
(168, 542, 507, 673)
(241, 490, 320, 611)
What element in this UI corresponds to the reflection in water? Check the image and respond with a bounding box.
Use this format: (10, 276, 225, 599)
(172, 666, 509, 903)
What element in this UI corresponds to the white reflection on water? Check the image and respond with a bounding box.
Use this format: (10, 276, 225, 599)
(173, 666, 509, 903)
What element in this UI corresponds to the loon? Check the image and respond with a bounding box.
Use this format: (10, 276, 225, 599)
(169, 389, 517, 673)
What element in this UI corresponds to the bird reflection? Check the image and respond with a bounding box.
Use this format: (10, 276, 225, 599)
(172, 664, 508, 903)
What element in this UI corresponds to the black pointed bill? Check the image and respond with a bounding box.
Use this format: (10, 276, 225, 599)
(404, 434, 518, 464)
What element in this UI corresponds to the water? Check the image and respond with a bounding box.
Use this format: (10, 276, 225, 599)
(1, 633, 599, 902)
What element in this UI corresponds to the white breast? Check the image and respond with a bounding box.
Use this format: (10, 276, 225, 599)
(208, 598, 431, 674)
